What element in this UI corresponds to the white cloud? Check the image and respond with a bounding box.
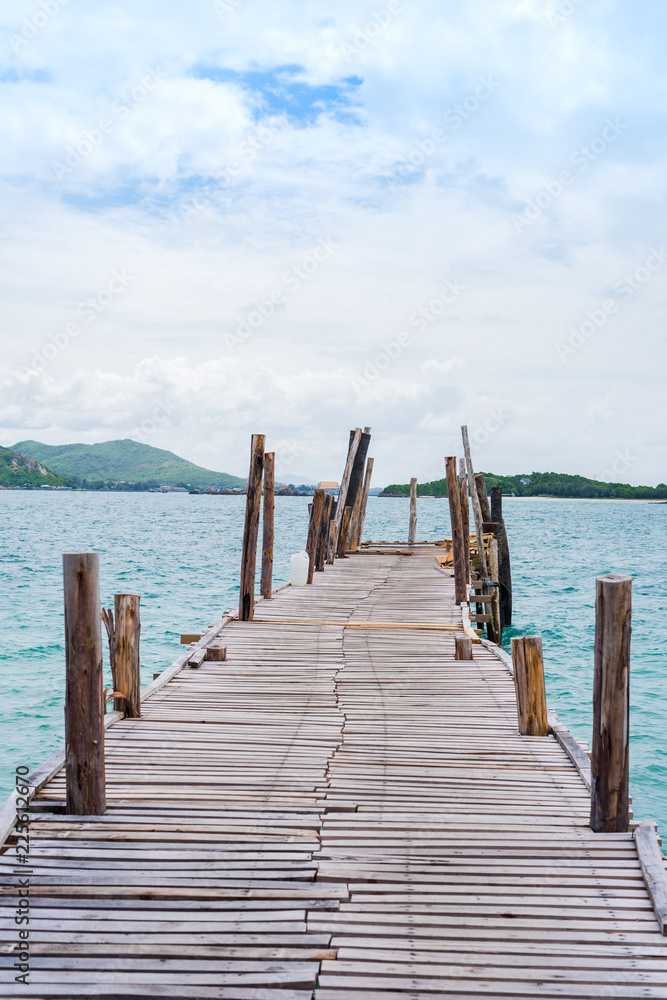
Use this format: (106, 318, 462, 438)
(0, 0, 665, 485)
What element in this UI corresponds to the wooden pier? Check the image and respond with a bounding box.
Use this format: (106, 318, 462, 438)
(2, 426, 667, 998)
(2, 544, 667, 997)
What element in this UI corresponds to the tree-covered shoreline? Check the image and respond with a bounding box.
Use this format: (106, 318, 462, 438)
(380, 471, 667, 500)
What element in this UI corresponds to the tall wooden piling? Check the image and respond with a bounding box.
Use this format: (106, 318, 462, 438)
(328, 428, 362, 562)
(511, 635, 549, 737)
(239, 434, 266, 621)
(316, 493, 334, 571)
(591, 574, 632, 833)
(260, 452, 275, 600)
(459, 458, 470, 585)
(63, 552, 106, 816)
(114, 593, 141, 717)
(445, 456, 466, 604)
(348, 481, 364, 552)
(487, 536, 502, 644)
(306, 488, 325, 583)
(354, 456, 374, 548)
(408, 478, 417, 545)
(491, 486, 512, 627)
(461, 426, 489, 579)
(475, 473, 491, 523)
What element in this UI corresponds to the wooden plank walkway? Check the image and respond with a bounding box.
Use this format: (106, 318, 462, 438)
(2, 546, 667, 998)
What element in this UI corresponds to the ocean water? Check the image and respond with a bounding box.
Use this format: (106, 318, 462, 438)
(1, 492, 665, 833)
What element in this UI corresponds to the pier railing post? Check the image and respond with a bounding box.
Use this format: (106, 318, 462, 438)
(591, 574, 632, 833)
(260, 452, 275, 599)
(63, 552, 106, 815)
(316, 493, 334, 571)
(511, 636, 549, 736)
(114, 594, 141, 717)
(445, 456, 466, 605)
(328, 428, 362, 563)
(306, 488, 325, 583)
(355, 456, 374, 548)
(491, 486, 512, 627)
(408, 477, 417, 544)
(459, 458, 470, 586)
(455, 636, 473, 660)
(239, 434, 266, 621)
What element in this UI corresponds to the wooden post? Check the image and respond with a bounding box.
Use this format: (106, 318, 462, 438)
(347, 482, 363, 552)
(260, 452, 275, 600)
(461, 426, 489, 579)
(487, 537, 502, 644)
(114, 594, 141, 717)
(591, 574, 632, 833)
(459, 458, 470, 585)
(408, 478, 417, 544)
(445, 457, 466, 604)
(63, 552, 106, 815)
(306, 488, 325, 583)
(475, 473, 491, 523)
(337, 505, 353, 557)
(316, 493, 334, 571)
(491, 486, 512, 627)
(238, 434, 265, 621)
(328, 428, 362, 562)
(355, 457, 374, 548)
(455, 636, 473, 660)
(511, 636, 549, 737)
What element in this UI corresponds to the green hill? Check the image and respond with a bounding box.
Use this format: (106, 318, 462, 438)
(12, 440, 245, 490)
(380, 471, 667, 500)
(0, 446, 77, 489)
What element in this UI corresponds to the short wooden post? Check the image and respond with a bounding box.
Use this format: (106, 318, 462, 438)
(260, 452, 275, 599)
(354, 457, 374, 547)
(408, 478, 417, 544)
(591, 574, 632, 833)
(114, 594, 141, 717)
(491, 486, 512, 627)
(63, 552, 106, 815)
(445, 456, 466, 604)
(328, 428, 362, 563)
(239, 434, 265, 621)
(455, 636, 473, 660)
(306, 488, 325, 583)
(511, 636, 549, 737)
(316, 493, 334, 571)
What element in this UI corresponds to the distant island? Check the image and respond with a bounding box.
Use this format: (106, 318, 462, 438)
(380, 471, 667, 501)
(2, 440, 245, 491)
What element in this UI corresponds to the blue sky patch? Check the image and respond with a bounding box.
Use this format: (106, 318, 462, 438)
(190, 64, 362, 125)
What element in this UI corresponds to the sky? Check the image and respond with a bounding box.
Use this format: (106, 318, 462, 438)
(1, 0, 666, 486)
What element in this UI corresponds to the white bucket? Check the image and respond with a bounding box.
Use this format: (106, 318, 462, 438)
(289, 550, 310, 586)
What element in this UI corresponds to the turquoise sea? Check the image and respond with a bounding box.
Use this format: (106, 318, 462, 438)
(1, 492, 665, 833)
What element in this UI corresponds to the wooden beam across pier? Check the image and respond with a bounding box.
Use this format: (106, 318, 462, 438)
(1, 547, 666, 997)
